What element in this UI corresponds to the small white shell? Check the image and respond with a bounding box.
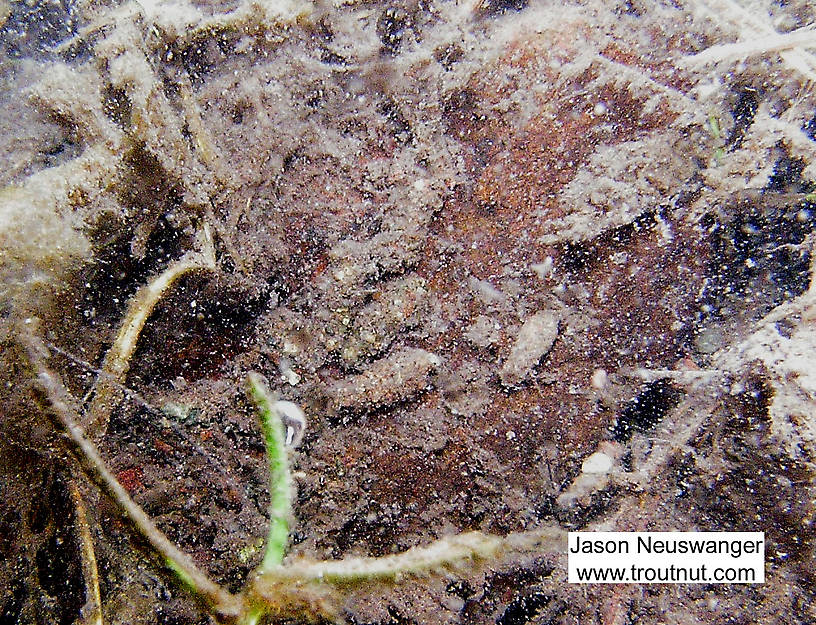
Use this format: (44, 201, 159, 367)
(273, 400, 307, 447)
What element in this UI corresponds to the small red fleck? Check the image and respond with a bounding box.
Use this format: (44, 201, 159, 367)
(153, 437, 174, 454)
(116, 467, 144, 493)
(676, 356, 702, 371)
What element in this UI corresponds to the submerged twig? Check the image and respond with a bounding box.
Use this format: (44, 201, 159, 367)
(263, 532, 502, 585)
(45, 339, 260, 508)
(86, 224, 217, 438)
(67, 478, 103, 625)
(25, 337, 241, 619)
(256, 527, 565, 588)
(26, 337, 567, 625)
(686, 0, 816, 81)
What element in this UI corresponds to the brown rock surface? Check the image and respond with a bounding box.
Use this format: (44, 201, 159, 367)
(1, 0, 815, 623)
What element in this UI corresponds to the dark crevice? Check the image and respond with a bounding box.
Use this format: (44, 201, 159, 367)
(377, 7, 413, 55)
(689, 371, 815, 577)
(0, 578, 27, 625)
(559, 210, 656, 273)
(698, 190, 816, 327)
(434, 43, 465, 69)
(612, 379, 683, 442)
(320, 48, 349, 66)
(378, 98, 414, 145)
(803, 111, 816, 141)
(461, 562, 554, 625)
(496, 592, 552, 625)
(330, 511, 399, 559)
(37, 112, 82, 168)
(101, 83, 133, 129)
(1, 0, 77, 58)
(766, 154, 808, 192)
(33, 474, 84, 625)
(130, 275, 271, 385)
(556, 484, 623, 529)
(475, 0, 530, 18)
(173, 37, 228, 84)
(726, 86, 759, 150)
(80, 213, 191, 330)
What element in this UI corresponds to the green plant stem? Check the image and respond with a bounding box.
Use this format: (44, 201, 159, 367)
(246, 373, 293, 572)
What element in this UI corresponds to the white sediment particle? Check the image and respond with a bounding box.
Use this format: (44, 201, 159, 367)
(591, 368, 608, 389)
(581, 451, 613, 474)
(329, 347, 442, 414)
(530, 256, 554, 279)
(469, 277, 506, 304)
(465, 315, 501, 349)
(278, 357, 301, 386)
(500, 310, 560, 387)
(557, 442, 622, 509)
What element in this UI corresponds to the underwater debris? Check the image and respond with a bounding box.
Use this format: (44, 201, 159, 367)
(327, 347, 442, 417)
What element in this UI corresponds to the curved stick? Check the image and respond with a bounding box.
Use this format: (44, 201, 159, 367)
(68, 478, 104, 625)
(86, 224, 216, 438)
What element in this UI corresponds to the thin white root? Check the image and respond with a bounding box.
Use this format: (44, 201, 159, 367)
(626, 368, 726, 384)
(685, 0, 816, 81)
(681, 26, 816, 67)
(86, 224, 216, 437)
